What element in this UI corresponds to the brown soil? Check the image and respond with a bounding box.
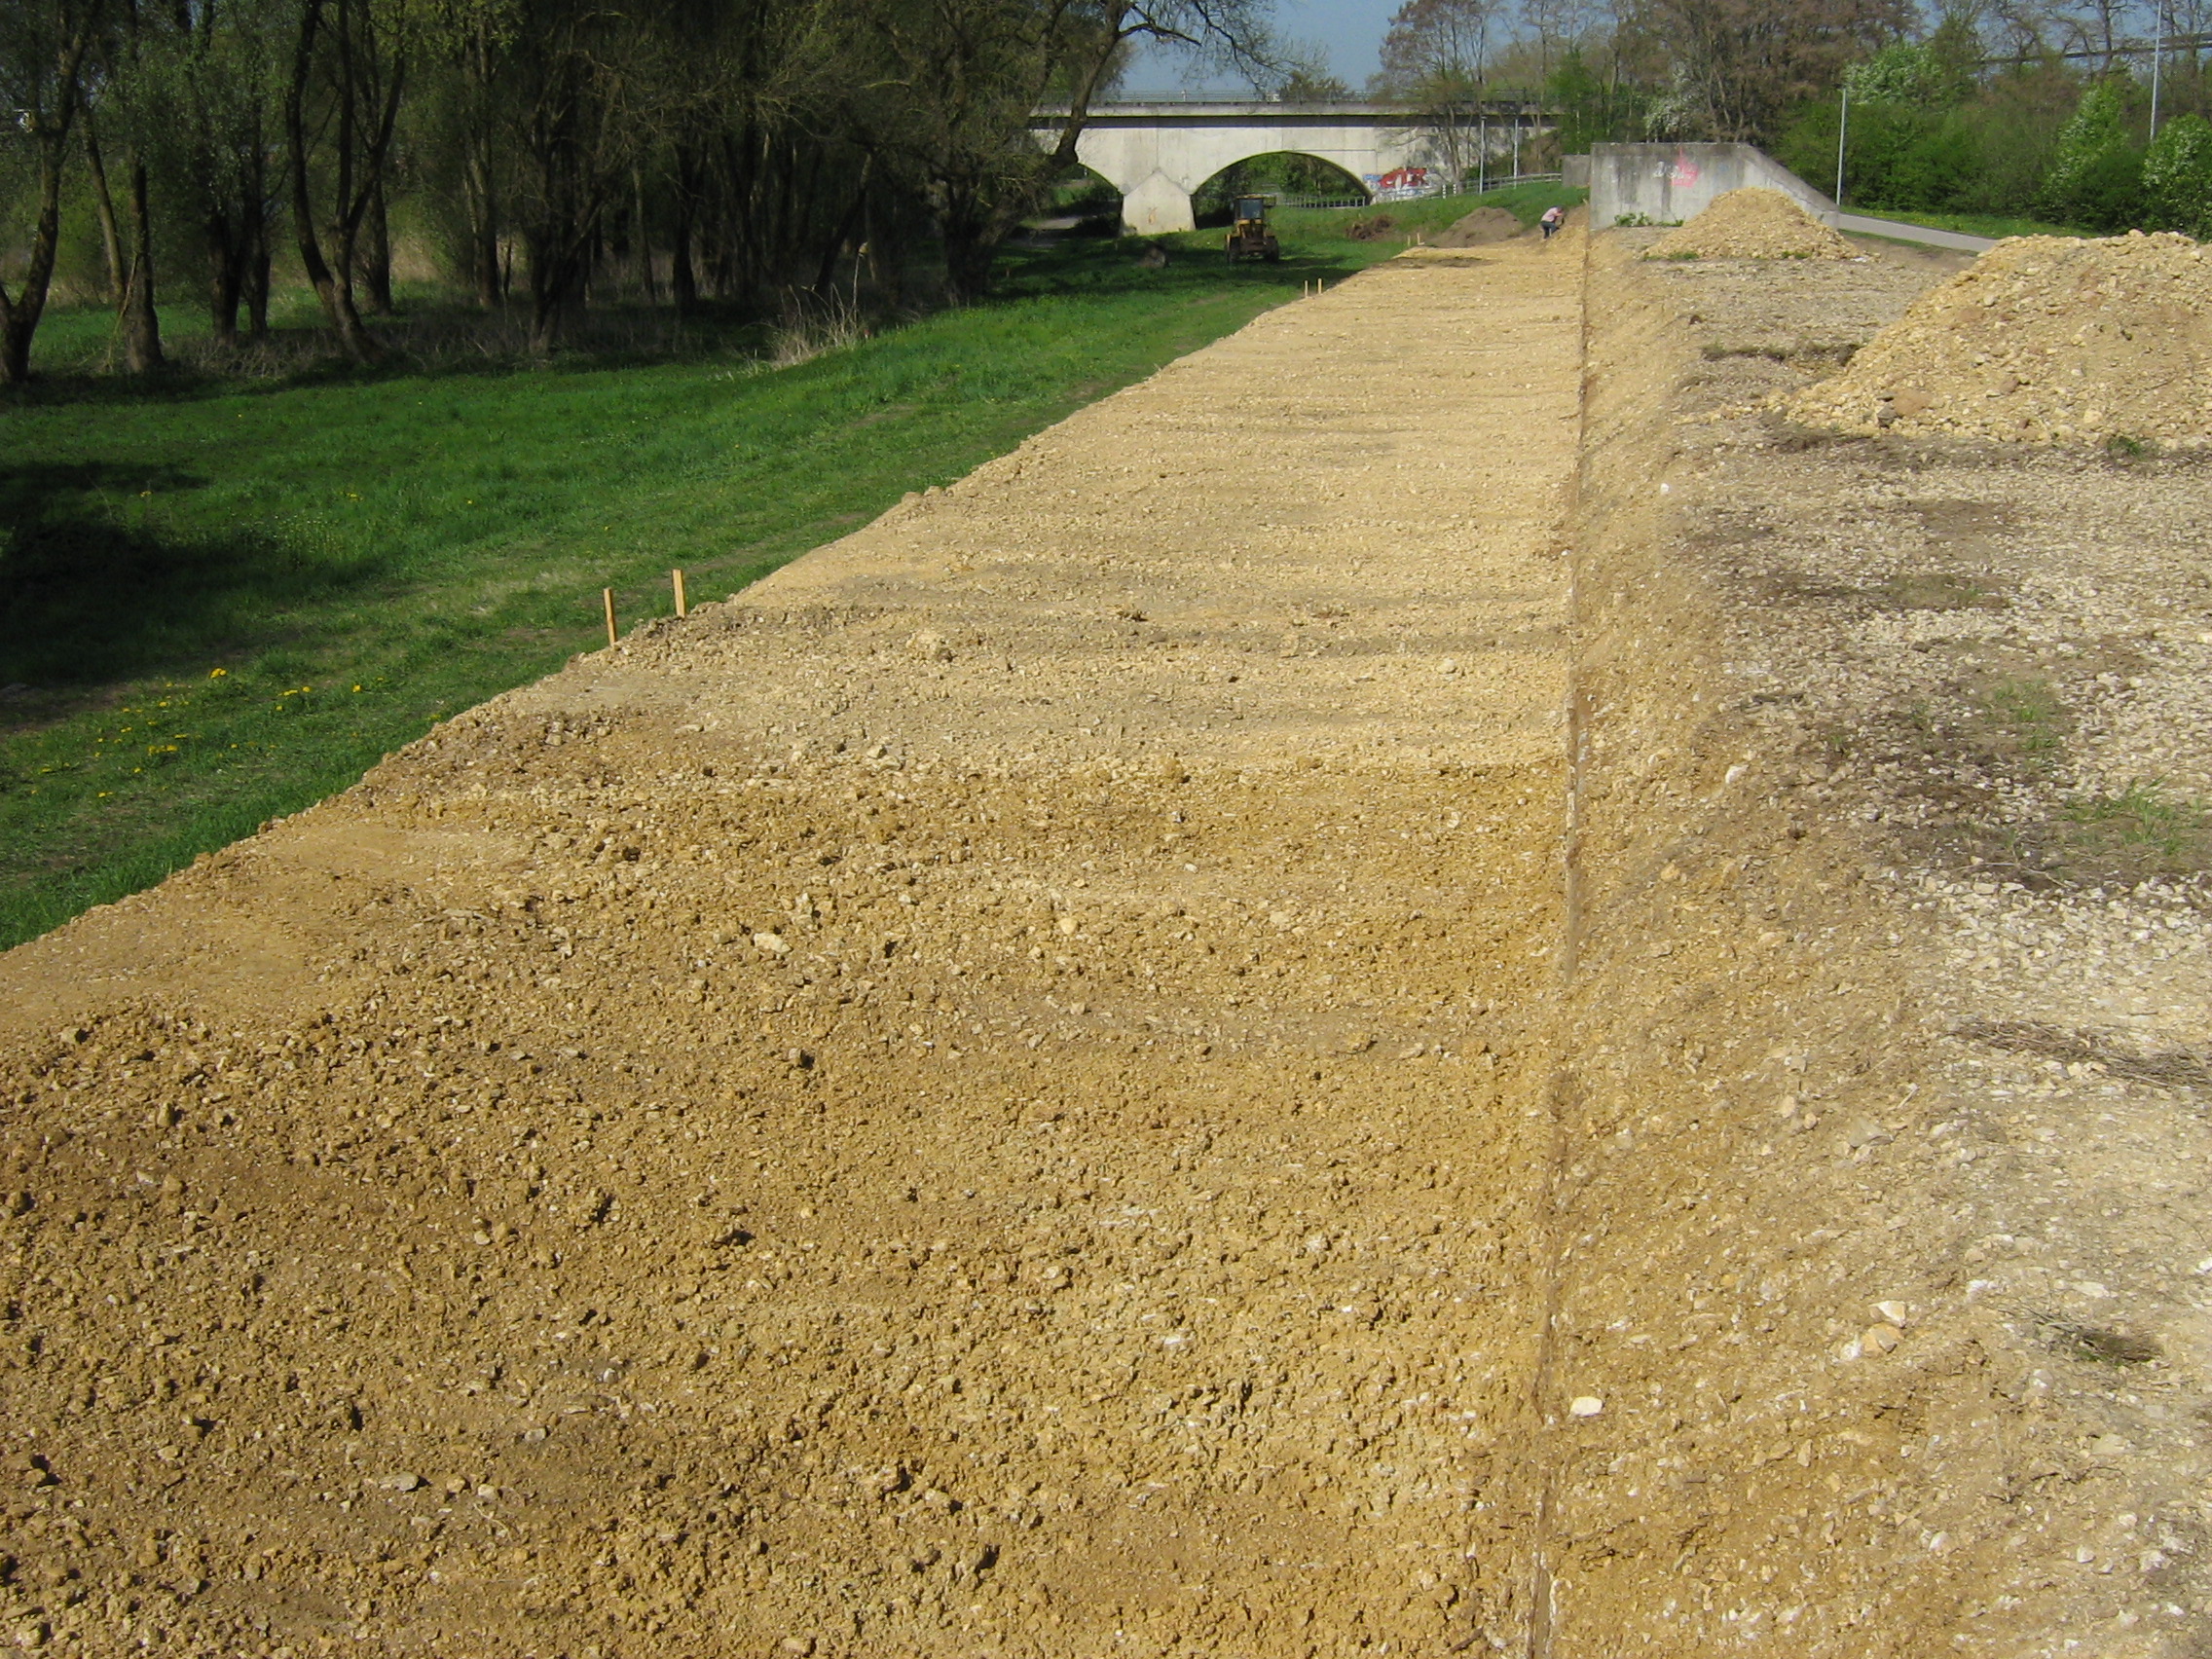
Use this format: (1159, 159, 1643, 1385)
(1788, 230, 2212, 448)
(0, 238, 1586, 1655)
(1650, 186, 1855, 262)
(7, 223, 2212, 1658)
(1427, 207, 1525, 248)
(1556, 233, 2212, 1654)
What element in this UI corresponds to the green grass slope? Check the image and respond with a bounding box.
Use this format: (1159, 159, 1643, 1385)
(0, 192, 1582, 949)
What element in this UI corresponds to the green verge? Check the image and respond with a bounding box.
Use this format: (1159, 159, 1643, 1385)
(1, 197, 1572, 949)
(1840, 205, 2090, 240)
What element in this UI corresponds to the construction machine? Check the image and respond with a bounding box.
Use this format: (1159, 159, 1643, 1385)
(1225, 195, 1281, 263)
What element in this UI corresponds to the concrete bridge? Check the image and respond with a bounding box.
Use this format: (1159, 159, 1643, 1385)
(1040, 100, 1554, 235)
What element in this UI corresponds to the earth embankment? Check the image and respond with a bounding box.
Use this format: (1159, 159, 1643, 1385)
(1535, 232, 2212, 1655)
(0, 237, 1586, 1654)
(12, 221, 2209, 1659)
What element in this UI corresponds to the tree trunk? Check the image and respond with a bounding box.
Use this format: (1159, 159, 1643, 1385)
(284, 0, 381, 362)
(461, 23, 501, 310)
(0, 29, 94, 385)
(942, 237, 995, 303)
(811, 183, 868, 299)
(939, 195, 997, 305)
(671, 202, 697, 313)
(670, 145, 699, 313)
(84, 118, 127, 305)
(465, 139, 501, 308)
(207, 206, 243, 346)
(122, 154, 165, 372)
(632, 166, 656, 303)
(245, 199, 273, 337)
(527, 232, 588, 352)
(361, 176, 394, 313)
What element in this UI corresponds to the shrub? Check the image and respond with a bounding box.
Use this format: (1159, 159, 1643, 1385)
(2040, 82, 2144, 230)
(2142, 113, 2212, 237)
(1778, 97, 1981, 214)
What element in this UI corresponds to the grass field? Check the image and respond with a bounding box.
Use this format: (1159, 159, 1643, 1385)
(0, 188, 1583, 949)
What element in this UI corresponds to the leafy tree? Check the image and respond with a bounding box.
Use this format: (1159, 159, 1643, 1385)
(2039, 79, 2142, 228)
(1843, 39, 1946, 105)
(1547, 41, 1646, 148)
(2143, 111, 2212, 235)
(856, 0, 1276, 303)
(1275, 53, 1349, 99)
(0, 0, 1281, 372)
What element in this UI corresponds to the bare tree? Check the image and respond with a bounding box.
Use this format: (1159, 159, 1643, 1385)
(0, 0, 102, 382)
(283, 0, 410, 362)
(1635, 0, 1912, 143)
(1523, 0, 1593, 84)
(1376, 0, 1506, 184)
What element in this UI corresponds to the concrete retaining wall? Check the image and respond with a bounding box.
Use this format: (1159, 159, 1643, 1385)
(1588, 143, 2003, 255)
(1590, 142, 1833, 229)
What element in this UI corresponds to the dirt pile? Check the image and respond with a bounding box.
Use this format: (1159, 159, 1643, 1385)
(1428, 206, 1524, 247)
(1649, 187, 1854, 261)
(1788, 230, 2212, 446)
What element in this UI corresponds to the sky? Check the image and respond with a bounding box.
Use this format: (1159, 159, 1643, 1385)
(1123, 0, 1401, 94)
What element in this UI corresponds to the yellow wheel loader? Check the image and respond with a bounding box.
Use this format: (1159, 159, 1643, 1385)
(1225, 195, 1281, 263)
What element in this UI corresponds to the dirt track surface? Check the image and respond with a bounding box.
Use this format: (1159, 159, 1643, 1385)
(0, 238, 1585, 1654)
(11, 226, 2212, 1659)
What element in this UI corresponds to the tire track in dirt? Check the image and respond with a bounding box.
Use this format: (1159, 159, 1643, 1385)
(0, 235, 1586, 1654)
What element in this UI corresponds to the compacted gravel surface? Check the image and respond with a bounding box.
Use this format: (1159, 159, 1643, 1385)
(0, 237, 1585, 1656)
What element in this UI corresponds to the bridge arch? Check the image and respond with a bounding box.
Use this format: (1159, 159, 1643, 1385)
(1039, 100, 1557, 235)
(1067, 104, 1417, 234)
(1191, 153, 1370, 222)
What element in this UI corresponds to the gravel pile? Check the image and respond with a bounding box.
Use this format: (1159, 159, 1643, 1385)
(1788, 231, 2212, 447)
(1648, 188, 1854, 261)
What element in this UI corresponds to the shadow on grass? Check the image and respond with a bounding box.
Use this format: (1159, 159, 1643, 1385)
(17, 232, 1348, 410)
(998, 234, 1356, 301)
(0, 460, 395, 699)
(11, 301, 787, 409)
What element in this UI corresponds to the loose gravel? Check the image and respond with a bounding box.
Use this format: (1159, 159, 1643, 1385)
(1649, 187, 1856, 261)
(1789, 230, 2212, 448)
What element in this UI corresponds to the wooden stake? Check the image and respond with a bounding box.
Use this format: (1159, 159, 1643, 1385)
(673, 568, 688, 618)
(603, 587, 617, 647)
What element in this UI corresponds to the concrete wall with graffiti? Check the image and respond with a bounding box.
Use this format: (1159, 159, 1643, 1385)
(1589, 143, 1833, 228)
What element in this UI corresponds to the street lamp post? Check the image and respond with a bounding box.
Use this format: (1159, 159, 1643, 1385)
(1835, 82, 1850, 207)
(2151, 0, 2166, 140)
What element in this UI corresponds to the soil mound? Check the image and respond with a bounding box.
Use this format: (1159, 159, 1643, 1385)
(1649, 187, 1853, 261)
(1788, 231, 2212, 447)
(1429, 206, 1524, 247)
